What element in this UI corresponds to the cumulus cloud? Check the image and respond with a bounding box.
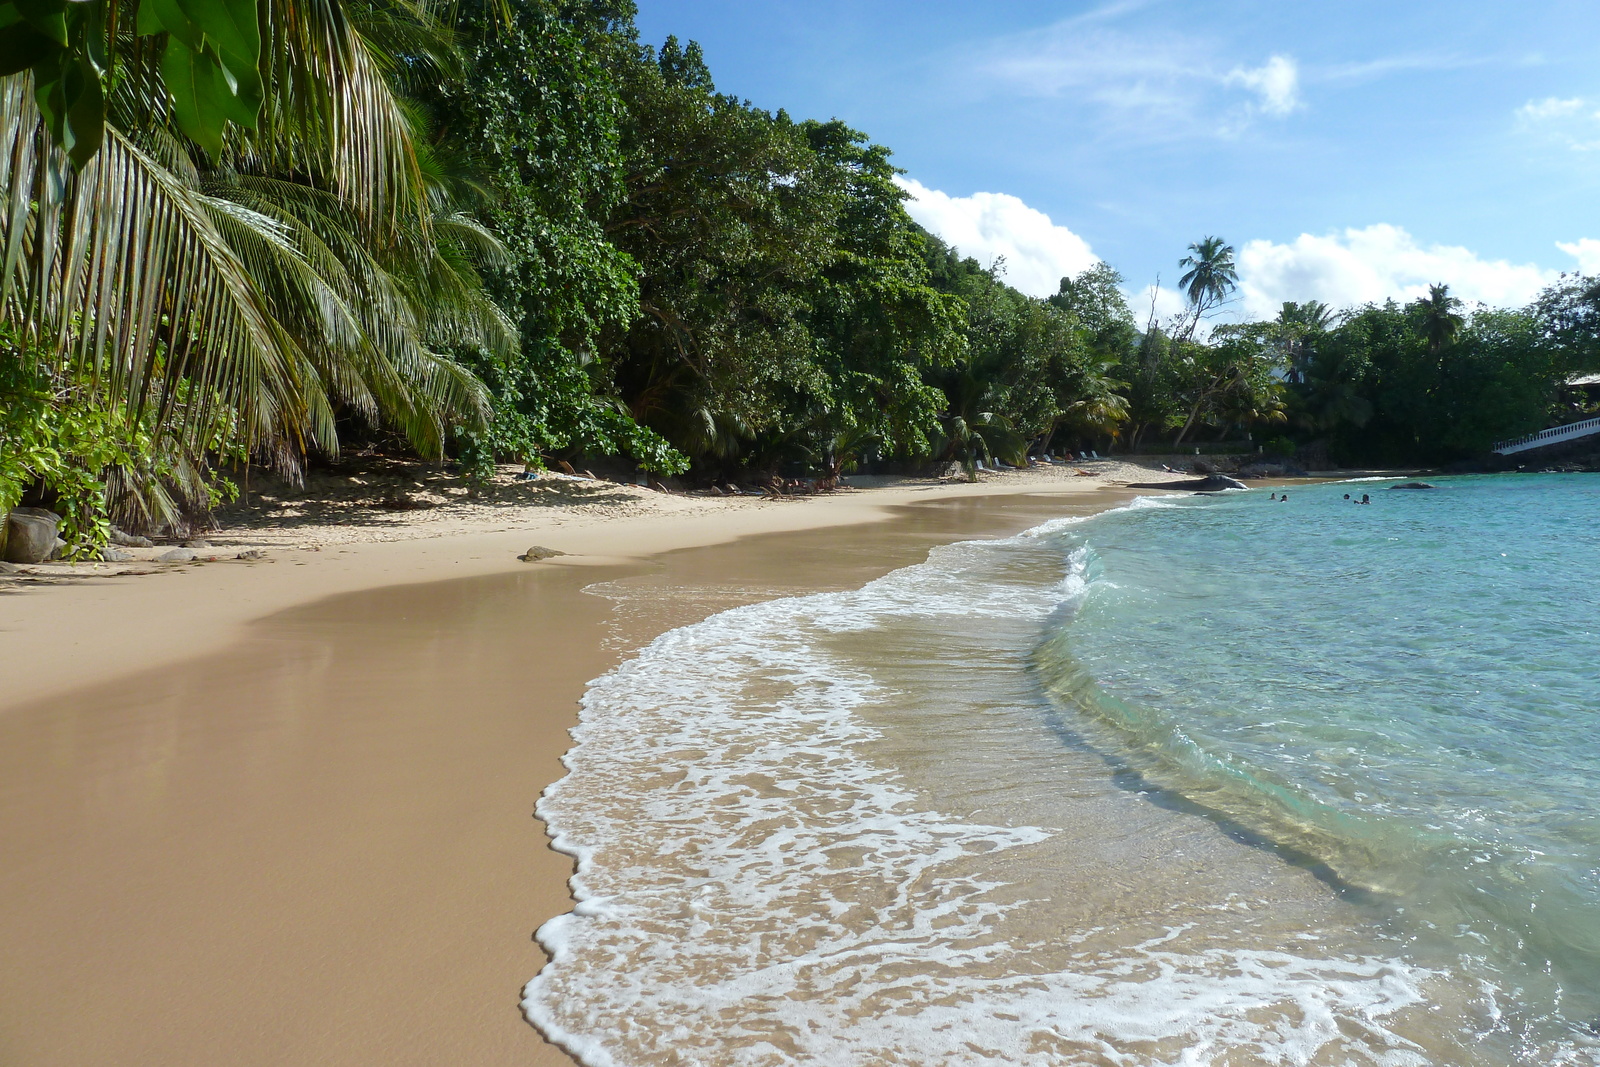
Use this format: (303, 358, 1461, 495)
(1557, 238, 1600, 275)
(1234, 225, 1556, 318)
(894, 177, 1098, 297)
(1225, 55, 1301, 116)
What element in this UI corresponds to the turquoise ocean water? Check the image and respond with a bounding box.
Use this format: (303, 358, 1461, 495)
(1040, 473, 1600, 1056)
(529, 473, 1600, 1065)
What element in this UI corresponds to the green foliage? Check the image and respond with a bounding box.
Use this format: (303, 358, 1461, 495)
(592, 41, 965, 474)
(921, 233, 1130, 455)
(0, 334, 240, 553)
(0, 0, 265, 166)
(1281, 290, 1573, 464)
(6, 0, 1596, 530)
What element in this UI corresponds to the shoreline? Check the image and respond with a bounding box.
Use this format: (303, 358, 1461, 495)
(0, 464, 1157, 710)
(0, 468, 1146, 1067)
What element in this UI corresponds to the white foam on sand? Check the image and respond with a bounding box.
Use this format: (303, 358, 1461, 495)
(524, 519, 1434, 1066)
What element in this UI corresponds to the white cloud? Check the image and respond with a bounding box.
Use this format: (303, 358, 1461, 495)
(1557, 238, 1600, 275)
(1235, 225, 1556, 318)
(1517, 96, 1586, 121)
(972, 8, 1302, 137)
(1225, 55, 1301, 116)
(1515, 95, 1600, 150)
(895, 177, 1098, 298)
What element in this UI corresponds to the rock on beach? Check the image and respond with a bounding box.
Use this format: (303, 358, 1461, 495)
(3, 508, 63, 564)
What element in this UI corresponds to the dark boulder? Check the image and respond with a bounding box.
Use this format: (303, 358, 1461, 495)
(3, 508, 62, 564)
(1389, 481, 1437, 490)
(1126, 475, 1248, 493)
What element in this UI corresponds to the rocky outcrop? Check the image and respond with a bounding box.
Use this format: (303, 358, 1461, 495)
(1389, 481, 1437, 490)
(1125, 475, 1249, 493)
(3, 508, 63, 564)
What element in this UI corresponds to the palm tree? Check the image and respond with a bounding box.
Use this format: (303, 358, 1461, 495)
(1057, 356, 1129, 442)
(1275, 300, 1336, 384)
(0, 0, 509, 529)
(1176, 236, 1238, 339)
(1413, 283, 1464, 355)
(935, 364, 1029, 482)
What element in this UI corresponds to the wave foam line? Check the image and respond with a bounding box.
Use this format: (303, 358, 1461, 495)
(523, 515, 1432, 1066)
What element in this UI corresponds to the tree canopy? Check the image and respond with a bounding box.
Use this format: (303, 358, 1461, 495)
(3, 0, 1597, 555)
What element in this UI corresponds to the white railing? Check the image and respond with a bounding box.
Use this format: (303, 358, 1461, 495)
(1492, 415, 1600, 455)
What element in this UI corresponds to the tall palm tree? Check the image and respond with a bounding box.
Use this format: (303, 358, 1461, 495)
(1413, 283, 1464, 355)
(1176, 236, 1238, 339)
(0, 0, 508, 527)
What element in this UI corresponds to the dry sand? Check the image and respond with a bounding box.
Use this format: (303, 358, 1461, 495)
(0, 462, 1152, 1066)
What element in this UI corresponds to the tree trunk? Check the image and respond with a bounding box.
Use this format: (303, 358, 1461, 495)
(1172, 401, 1205, 446)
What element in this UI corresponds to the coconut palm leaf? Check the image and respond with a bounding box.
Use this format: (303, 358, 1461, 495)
(0, 77, 308, 456)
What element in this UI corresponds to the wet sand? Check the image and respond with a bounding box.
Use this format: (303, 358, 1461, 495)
(0, 487, 1132, 1066)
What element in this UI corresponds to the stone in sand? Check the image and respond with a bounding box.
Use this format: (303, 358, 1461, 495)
(100, 546, 135, 562)
(156, 548, 197, 563)
(110, 526, 154, 548)
(518, 546, 567, 562)
(3, 508, 62, 564)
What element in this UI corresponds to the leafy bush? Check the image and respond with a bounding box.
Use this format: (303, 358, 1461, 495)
(1263, 435, 1298, 457)
(1, 336, 240, 555)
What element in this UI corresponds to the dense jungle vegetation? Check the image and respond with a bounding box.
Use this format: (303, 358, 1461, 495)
(3, 0, 1599, 553)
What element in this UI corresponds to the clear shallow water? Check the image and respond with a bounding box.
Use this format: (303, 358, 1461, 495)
(527, 475, 1600, 1065)
(1043, 474, 1600, 1057)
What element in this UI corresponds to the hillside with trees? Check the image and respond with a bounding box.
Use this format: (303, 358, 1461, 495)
(3, 0, 1598, 556)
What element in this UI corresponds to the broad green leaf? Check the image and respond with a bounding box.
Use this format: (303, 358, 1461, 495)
(176, 0, 259, 73)
(142, 0, 202, 50)
(161, 38, 226, 156)
(61, 52, 102, 166)
(134, 0, 163, 35)
(0, 21, 56, 75)
(11, 0, 64, 45)
(214, 47, 261, 126)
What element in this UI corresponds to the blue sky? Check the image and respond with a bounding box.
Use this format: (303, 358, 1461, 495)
(633, 0, 1600, 318)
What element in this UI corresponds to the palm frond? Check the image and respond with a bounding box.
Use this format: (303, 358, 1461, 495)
(0, 75, 307, 458)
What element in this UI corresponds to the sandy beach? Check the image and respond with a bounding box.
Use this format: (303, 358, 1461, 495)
(0, 464, 1146, 1066)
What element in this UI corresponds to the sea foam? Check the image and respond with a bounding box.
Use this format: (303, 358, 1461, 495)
(525, 513, 1435, 1066)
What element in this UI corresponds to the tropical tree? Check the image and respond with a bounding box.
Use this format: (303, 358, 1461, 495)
(1169, 323, 1286, 445)
(1412, 282, 1465, 355)
(0, 0, 509, 540)
(1274, 299, 1336, 384)
(933, 361, 1029, 481)
(1176, 236, 1238, 339)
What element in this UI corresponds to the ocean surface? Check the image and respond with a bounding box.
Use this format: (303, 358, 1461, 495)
(526, 474, 1600, 1066)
